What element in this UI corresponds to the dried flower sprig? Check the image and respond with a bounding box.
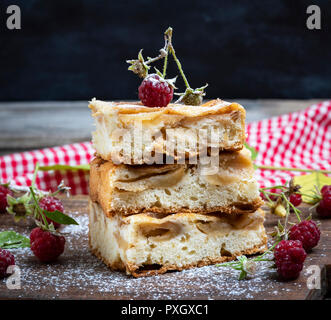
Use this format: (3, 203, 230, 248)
(127, 27, 208, 105)
(260, 180, 302, 221)
(217, 243, 277, 280)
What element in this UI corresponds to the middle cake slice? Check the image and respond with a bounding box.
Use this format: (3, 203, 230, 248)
(90, 147, 263, 216)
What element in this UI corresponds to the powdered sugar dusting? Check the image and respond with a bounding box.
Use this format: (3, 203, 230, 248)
(0, 209, 325, 300)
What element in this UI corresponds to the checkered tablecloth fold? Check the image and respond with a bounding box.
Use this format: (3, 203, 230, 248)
(0, 101, 330, 194)
(246, 100, 330, 188)
(0, 142, 94, 195)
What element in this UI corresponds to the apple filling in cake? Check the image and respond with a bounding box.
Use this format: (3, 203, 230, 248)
(88, 200, 267, 277)
(89, 147, 263, 216)
(89, 99, 245, 164)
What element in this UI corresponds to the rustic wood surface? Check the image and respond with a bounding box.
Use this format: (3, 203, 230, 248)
(0, 195, 330, 300)
(0, 99, 323, 155)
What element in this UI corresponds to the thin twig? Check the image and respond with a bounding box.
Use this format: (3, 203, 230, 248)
(256, 165, 331, 174)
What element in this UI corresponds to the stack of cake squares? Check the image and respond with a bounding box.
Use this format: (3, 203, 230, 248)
(88, 98, 267, 277)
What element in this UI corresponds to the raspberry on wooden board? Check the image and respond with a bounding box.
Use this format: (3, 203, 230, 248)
(289, 193, 302, 207)
(321, 185, 331, 196)
(289, 220, 320, 252)
(30, 227, 65, 262)
(274, 240, 307, 280)
(316, 195, 331, 218)
(0, 249, 15, 278)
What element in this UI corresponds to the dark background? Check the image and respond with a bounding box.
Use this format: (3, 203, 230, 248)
(0, 0, 330, 101)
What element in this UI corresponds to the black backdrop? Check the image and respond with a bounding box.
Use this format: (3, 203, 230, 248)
(0, 0, 330, 101)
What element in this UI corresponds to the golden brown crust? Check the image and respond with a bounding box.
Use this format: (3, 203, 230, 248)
(90, 198, 265, 228)
(102, 198, 264, 217)
(90, 99, 246, 163)
(89, 157, 116, 215)
(97, 142, 245, 162)
(89, 157, 264, 217)
(89, 98, 246, 118)
(89, 233, 268, 278)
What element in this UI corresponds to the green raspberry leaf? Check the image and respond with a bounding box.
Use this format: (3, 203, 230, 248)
(44, 210, 79, 225)
(294, 172, 331, 204)
(0, 231, 30, 249)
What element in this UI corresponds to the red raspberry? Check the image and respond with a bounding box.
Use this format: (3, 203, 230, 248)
(316, 195, 331, 218)
(274, 240, 306, 280)
(289, 193, 302, 207)
(0, 248, 15, 278)
(30, 227, 65, 262)
(321, 185, 331, 196)
(39, 196, 64, 228)
(29, 227, 44, 243)
(0, 185, 13, 213)
(259, 192, 265, 200)
(289, 220, 320, 251)
(138, 74, 173, 107)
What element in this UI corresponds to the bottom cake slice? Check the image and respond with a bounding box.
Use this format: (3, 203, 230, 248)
(88, 200, 267, 277)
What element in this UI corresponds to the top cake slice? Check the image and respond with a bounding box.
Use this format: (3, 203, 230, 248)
(89, 98, 246, 164)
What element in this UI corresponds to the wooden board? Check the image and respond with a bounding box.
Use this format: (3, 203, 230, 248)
(0, 195, 330, 300)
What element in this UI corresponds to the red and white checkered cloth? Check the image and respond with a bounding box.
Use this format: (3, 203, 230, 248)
(247, 100, 330, 187)
(0, 101, 330, 195)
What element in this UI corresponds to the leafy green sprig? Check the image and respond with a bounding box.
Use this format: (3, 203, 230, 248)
(5, 162, 78, 230)
(218, 179, 304, 280)
(218, 142, 329, 280)
(0, 163, 78, 249)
